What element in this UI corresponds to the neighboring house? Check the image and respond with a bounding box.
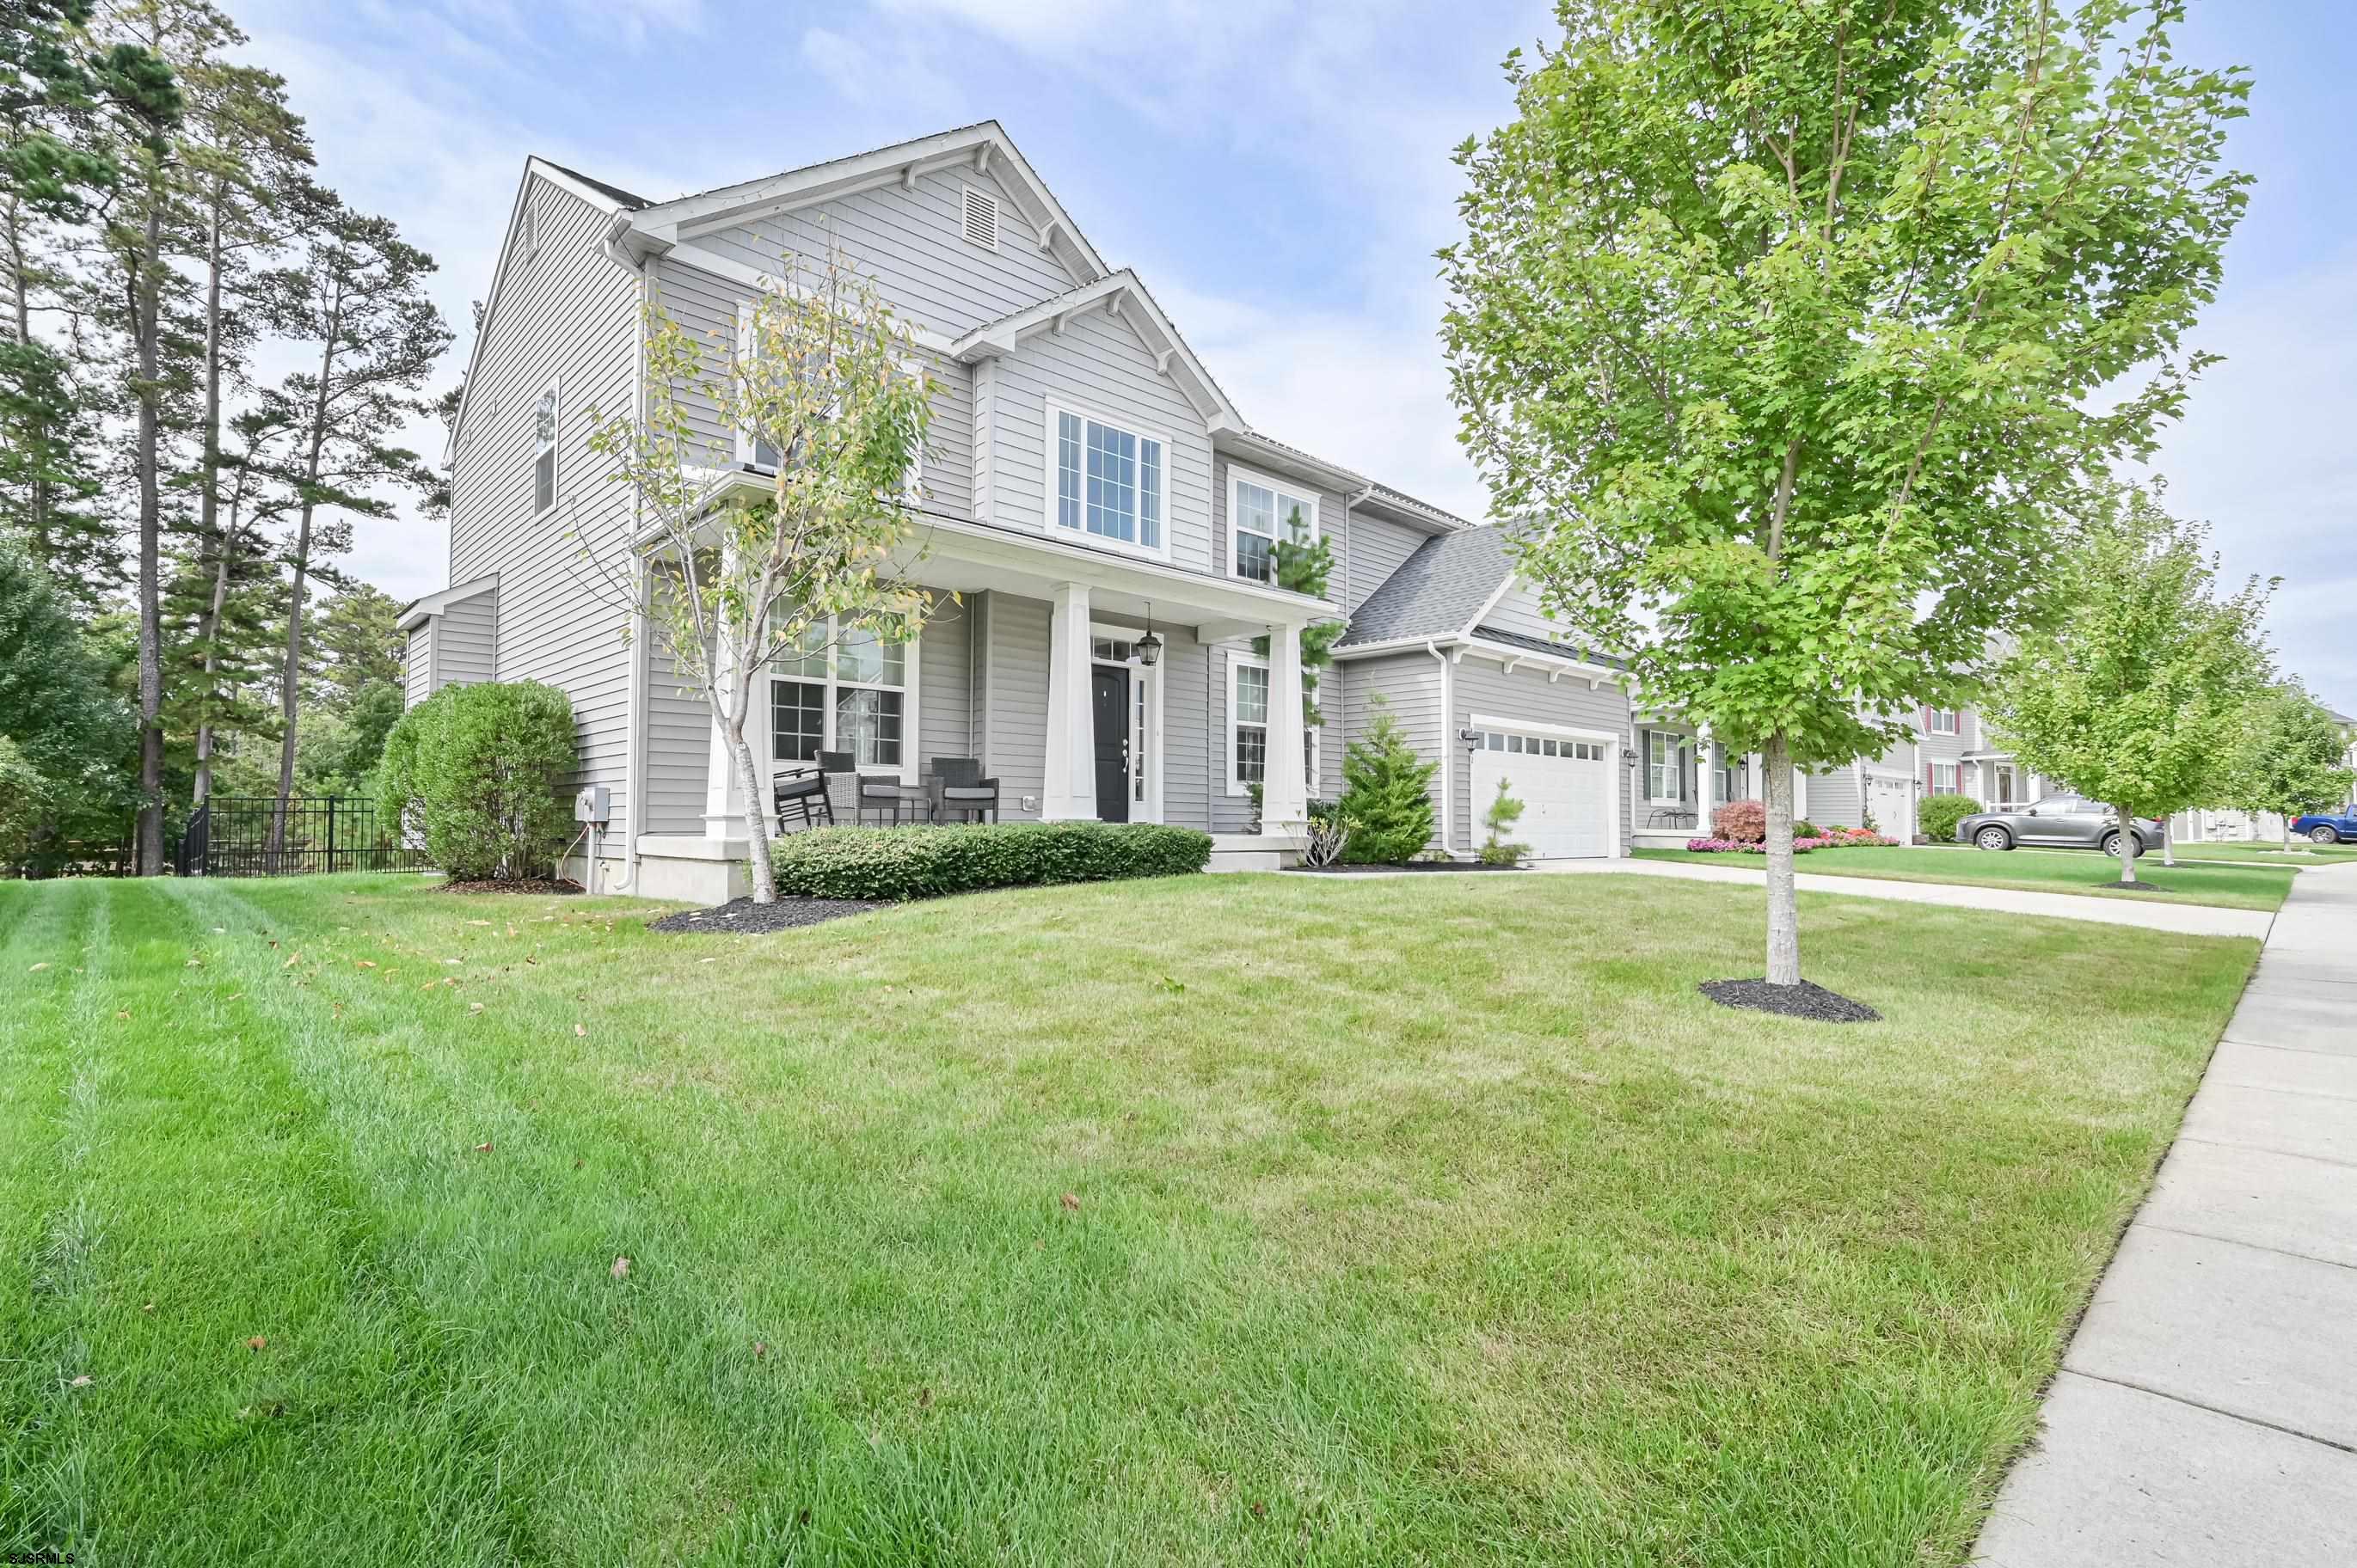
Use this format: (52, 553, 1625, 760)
(402, 123, 1646, 900)
(2170, 703, 2357, 843)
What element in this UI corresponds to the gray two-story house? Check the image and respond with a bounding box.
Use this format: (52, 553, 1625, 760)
(402, 123, 1643, 900)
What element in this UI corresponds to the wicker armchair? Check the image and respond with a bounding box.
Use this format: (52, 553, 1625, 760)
(925, 756, 1000, 824)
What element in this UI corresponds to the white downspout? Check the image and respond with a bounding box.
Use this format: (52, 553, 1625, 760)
(1427, 640, 1455, 858)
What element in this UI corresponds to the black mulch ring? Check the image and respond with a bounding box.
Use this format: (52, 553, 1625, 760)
(1298, 861, 1522, 874)
(1698, 978, 1882, 1024)
(2108, 879, 2164, 891)
(438, 878, 583, 895)
(647, 895, 888, 934)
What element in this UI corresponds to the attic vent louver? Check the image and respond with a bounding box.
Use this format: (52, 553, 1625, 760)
(961, 186, 999, 252)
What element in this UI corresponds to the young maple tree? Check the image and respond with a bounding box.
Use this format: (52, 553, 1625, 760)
(587, 245, 934, 903)
(2226, 682, 2353, 851)
(1986, 487, 2272, 885)
(1439, 0, 2248, 986)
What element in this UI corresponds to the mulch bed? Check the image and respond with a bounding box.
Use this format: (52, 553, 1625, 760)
(646, 895, 887, 934)
(2108, 879, 2165, 891)
(1698, 978, 1882, 1024)
(438, 878, 583, 896)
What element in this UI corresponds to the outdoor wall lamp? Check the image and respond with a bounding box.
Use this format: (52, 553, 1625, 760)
(1136, 603, 1163, 667)
(1458, 726, 1483, 751)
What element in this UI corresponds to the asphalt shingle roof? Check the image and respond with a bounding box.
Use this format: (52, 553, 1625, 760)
(537, 159, 651, 211)
(1338, 525, 1513, 647)
(1470, 622, 1627, 670)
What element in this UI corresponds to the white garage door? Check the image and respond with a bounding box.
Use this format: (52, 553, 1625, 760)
(1470, 726, 1613, 859)
(1866, 772, 1914, 842)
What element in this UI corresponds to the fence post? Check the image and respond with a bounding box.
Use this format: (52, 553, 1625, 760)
(327, 796, 338, 873)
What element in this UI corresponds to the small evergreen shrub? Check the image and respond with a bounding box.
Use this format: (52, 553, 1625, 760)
(1919, 795, 1984, 843)
(1479, 776, 1528, 866)
(1337, 704, 1438, 863)
(377, 682, 579, 880)
(1793, 818, 1820, 839)
(770, 821, 1212, 901)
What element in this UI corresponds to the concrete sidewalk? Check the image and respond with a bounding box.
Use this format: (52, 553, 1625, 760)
(1526, 855, 2276, 939)
(1972, 862, 2357, 1566)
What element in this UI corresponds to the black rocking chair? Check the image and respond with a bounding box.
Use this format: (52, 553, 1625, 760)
(926, 756, 1000, 824)
(774, 750, 855, 832)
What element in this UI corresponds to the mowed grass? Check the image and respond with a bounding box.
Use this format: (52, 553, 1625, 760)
(2164, 839, 2357, 864)
(1, 873, 2256, 1566)
(1635, 843, 2294, 910)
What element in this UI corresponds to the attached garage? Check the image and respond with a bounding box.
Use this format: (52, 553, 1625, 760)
(1865, 769, 1915, 843)
(1470, 719, 1617, 859)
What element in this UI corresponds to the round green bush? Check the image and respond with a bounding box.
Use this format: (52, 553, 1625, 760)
(377, 682, 579, 880)
(1918, 795, 1984, 844)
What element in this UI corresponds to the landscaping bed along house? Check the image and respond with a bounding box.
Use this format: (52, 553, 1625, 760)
(0, 871, 2256, 1565)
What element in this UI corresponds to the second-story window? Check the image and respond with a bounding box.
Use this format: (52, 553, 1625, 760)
(1053, 404, 1163, 554)
(736, 301, 782, 469)
(1230, 467, 1317, 584)
(531, 383, 558, 514)
(1927, 707, 1959, 735)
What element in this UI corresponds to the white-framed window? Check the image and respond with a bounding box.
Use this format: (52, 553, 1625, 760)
(1483, 730, 1606, 761)
(531, 381, 558, 515)
(1227, 651, 1317, 796)
(1645, 730, 1687, 800)
(1227, 464, 1318, 585)
(1927, 707, 1960, 735)
(770, 615, 918, 776)
(735, 301, 782, 469)
(1930, 761, 1961, 794)
(1047, 401, 1164, 557)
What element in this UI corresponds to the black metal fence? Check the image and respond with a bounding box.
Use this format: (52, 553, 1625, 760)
(176, 795, 420, 878)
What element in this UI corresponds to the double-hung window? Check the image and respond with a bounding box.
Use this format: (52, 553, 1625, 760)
(531, 383, 558, 514)
(1646, 731, 1686, 800)
(1926, 707, 1960, 735)
(1052, 404, 1163, 554)
(1229, 652, 1317, 795)
(770, 616, 914, 774)
(1930, 761, 1961, 795)
(1229, 467, 1317, 585)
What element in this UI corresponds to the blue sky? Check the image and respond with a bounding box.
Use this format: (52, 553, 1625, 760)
(233, 0, 2356, 711)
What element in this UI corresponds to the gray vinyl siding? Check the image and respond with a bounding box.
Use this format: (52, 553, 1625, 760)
(1161, 630, 1214, 832)
(1809, 768, 1866, 829)
(643, 635, 708, 836)
(1341, 652, 1446, 852)
(445, 171, 638, 823)
(918, 350, 973, 518)
(979, 591, 1049, 821)
(1482, 581, 1562, 646)
(914, 591, 973, 769)
(1449, 656, 1635, 854)
(981, 309, 1215, 576)
(404, 628, 432, 706)
(1344, 511, 1427, 616)
(436, 593, 498, 687)
(695, 165, 1081, 343)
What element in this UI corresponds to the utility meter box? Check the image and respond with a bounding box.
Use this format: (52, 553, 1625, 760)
(574, 785, 610, 824)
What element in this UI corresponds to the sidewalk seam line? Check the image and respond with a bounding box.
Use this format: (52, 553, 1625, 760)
(2055, 1369, 2357, 1456)
(2174, 1136, 2357, 1172)
(2130, 1220, 2357, 1273)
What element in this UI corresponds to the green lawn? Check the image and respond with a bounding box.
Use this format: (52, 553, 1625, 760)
(2, 873, 2256, 1565)
(1636, 843, 2294, 910)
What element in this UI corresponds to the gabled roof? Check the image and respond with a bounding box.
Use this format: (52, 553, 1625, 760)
(1337, 525, 1514, 646)
(950, 270, 1242, 432)
(622, 121, 1107, 286)
(536, 159, 649, 211)
(396, 573, 496, 631)
(1470, 622, 1626, 671)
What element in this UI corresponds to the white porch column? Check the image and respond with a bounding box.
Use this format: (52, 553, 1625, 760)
(1040, 581, 1097, 821)
(702, 609, 748, 838)
(1261, 621, 1309, 835)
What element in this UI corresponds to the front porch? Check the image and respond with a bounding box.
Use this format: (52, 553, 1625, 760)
(622, 504, 1325, 903)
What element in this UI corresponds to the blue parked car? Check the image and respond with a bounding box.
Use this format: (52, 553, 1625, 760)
(2291, 809, 2357, 845)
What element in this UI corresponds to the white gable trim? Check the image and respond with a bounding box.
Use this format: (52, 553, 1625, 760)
(627, 123, 1104, 288)
(950, 271, 1242, 432)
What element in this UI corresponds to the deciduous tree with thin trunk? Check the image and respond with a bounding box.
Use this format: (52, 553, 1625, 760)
(585, 245, 934, 904)
(1439, 0, 2249, 988)
(2225, 681, 2354, 851)
(1986, 487, 2273, 885)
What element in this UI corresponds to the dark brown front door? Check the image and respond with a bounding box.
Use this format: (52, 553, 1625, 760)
(1091, 665, 1130, 823)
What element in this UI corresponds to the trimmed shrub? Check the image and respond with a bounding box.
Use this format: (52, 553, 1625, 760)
(378, 681, 579, 880)
(1793, 818, 1820, 839)
(1710, 799, 1765, 842)
(1919, 794, 1983, 844)
(770, 821, 1212, 901)
(1337, 704, 1438, 863)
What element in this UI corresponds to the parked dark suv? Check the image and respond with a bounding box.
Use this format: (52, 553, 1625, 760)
(1957, 794, 2168, 855)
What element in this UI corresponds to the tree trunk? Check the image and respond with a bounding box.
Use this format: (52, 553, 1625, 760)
(2281, 815, 2293, 852)
(134, 200, 165, 877)
(2116, 806, 2140, 885)
(273, 289, 341, 854)
(731, 722, 776, 904)
(2161, 818, 2175, 867)
(2, 186, 44, 554)
(192, 506, 244, 807)
(193, 184, 230, 810)
(1763, 730, 1801, 986)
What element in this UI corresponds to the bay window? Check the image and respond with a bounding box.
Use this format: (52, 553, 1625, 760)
(1229, 466, 1317, 584)
(770, 615, 916, 775)
(1053, 403, 1163, 554)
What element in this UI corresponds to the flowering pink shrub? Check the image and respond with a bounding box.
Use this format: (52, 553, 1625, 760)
(1710, 799, 1765, 842)
(1685, 836, 1818, 854)
(1816, 827, 1897, 847)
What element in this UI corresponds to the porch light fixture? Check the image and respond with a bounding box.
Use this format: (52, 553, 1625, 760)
(1136, 603, 1163, 667)
(1458, 726, 1483, 751)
